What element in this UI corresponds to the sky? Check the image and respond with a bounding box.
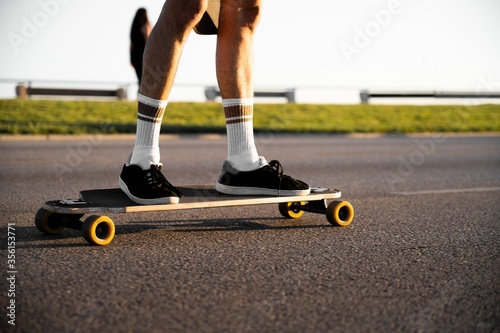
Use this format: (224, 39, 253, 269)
(0, 0, 499, 104)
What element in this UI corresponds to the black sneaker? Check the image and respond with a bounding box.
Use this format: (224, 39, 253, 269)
(119, 164, 183, 205)
(215, 159, 310, 196)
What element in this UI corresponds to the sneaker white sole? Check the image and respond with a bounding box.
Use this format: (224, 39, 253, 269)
(215, 182, 311, 196)
(118, 178, 179, 205)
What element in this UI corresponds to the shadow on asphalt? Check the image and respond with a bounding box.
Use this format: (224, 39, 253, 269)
(8, 218, 337, 249)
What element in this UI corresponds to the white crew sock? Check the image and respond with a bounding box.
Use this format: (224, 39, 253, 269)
(129, 93, 167, 170)
(223, 98, 261, 171)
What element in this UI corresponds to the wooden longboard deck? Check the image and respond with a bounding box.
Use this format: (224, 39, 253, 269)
(43, 186, 341, 214)
(194, 0, 220, 35)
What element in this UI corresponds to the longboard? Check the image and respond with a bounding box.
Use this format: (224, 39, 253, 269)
(194, 0, 220, 35)
(35, 185, 354, 246)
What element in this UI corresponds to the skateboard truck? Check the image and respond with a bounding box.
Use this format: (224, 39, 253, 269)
(280, 188, 353, 224)
(59, 199, 91, 206)
(300, 188, 346, 214)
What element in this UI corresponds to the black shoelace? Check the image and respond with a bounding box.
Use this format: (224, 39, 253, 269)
(145, 165, 183, 197)
(144, 165, 162, 187)
(266, 160, 284, 196)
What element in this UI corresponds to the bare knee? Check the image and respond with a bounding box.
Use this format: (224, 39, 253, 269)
(182, 0, 209, 24)
(221, 0, 262, 31)
(160, 0, 209, 33)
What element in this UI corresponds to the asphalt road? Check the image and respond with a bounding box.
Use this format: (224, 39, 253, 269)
(1, 134, 499, 333)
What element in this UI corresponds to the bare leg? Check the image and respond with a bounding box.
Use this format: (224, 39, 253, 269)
(216, 0, 262, 98)
(141, 0, 209, 100)
(120, 0, 209, 205)
(129, 0, 208, 169)
(214, 4, 311, 196)
(216, 0, 262, 171)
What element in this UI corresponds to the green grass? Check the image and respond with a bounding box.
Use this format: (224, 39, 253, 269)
(1, 99, 499, 135)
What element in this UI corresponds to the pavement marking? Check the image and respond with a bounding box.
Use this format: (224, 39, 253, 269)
(392, 187, 500, 196)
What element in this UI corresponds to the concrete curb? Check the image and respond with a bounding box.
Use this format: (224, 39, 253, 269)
(0, 134, 227, 142)
(1, 132, 499, 142)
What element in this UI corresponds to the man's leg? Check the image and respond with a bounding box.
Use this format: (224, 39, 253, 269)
(216, 0, 261, 172)
(120, 0, 208, 205)
(215, 0, 310, 196)
(131, 0, 208, 168)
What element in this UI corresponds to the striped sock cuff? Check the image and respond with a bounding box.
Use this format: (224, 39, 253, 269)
(138, 93, 168, 108)
(137, 94, 167, 123)
(222, 98, 254, 108)
(224, 105, 253, 124)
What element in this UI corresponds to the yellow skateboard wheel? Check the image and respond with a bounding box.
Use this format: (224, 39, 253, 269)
(35, 208, 65, 235)
(326, 201, 354, 226)
(278, 202, 305, 219)
(82, 215, 115, 246)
